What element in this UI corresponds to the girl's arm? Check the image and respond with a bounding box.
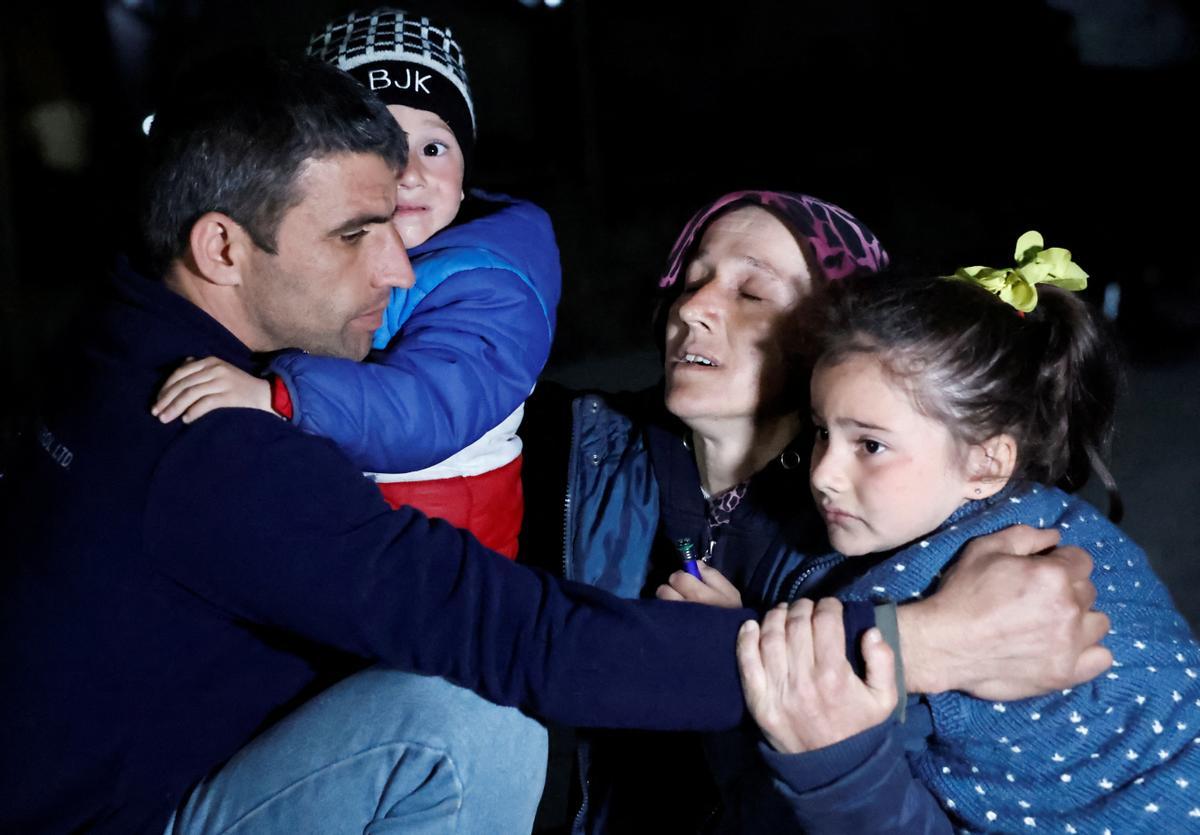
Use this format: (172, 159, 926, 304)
(738, 599, 897, 755)
(738, 599, 954, 834)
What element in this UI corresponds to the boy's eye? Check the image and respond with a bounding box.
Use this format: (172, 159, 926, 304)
(421, 141, 448, 157)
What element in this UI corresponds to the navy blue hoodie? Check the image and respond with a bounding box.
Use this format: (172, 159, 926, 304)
(0, 264, 751, 834)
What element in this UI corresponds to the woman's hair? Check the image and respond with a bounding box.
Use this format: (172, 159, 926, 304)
(810, 273, 1125, 518)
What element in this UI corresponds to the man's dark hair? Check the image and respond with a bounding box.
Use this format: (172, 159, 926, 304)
(140, 53, 407, 276)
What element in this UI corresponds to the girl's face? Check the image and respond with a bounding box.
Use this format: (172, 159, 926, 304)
(387, 104, 465, 248)
(809, 352, 978, 556)
(664, 206, 814, 432)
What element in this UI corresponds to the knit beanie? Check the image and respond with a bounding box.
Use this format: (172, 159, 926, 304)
(308, 8, 475, 174)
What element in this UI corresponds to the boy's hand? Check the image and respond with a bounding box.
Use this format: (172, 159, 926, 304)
(738, 598, 897, 754)
(655, 561, 744, 608)
(152, 357, 273, 424)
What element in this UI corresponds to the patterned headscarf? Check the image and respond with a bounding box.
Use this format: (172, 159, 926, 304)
(658, 190, 889, 290)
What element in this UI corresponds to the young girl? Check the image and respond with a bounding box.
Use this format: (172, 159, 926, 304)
(151, 8, 560, 558)
(737, 233, 1200, 832)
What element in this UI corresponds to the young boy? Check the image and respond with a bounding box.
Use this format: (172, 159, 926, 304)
(153, 9, 560, 557)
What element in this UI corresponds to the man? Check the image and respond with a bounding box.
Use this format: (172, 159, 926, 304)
(0, 56, 1109, 834)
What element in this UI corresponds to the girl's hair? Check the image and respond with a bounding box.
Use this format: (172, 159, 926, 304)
(811, 273, 1125, 519)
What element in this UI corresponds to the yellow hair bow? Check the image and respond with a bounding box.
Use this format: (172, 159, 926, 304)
(954, 231, 1088, 313)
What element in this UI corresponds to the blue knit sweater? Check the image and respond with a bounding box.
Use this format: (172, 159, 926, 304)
(830, 482, 1200, 832)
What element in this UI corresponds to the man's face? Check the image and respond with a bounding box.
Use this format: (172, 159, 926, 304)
(242, 152, 414, 359)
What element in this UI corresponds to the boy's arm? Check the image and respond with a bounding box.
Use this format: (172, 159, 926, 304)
(271, 265, 554, 473)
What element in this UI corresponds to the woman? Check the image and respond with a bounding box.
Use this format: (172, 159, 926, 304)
(519, 190, 1109, 833)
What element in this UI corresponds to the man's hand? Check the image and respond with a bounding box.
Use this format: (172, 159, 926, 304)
(655, 561, 744, 609)
(899, 525, 1112, 699)
(738, 598, 897, 754)
(152, 357, 274, 424)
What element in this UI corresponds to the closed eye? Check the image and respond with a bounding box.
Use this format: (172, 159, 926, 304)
(341, 229, 368, 244)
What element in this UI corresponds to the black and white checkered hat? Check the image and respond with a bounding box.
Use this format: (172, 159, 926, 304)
(309, 8, 475, 166)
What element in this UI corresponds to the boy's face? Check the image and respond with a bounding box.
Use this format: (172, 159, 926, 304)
(809, 352, 975, 556)
(388, 104, 466, 248)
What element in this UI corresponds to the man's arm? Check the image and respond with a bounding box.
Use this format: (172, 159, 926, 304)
(143, 412, 751, 732)
(895, 525, 1112, 698)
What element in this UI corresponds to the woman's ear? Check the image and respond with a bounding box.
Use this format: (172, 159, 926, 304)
(965, 433, 1017, 500)
(187, 212, 252, 287)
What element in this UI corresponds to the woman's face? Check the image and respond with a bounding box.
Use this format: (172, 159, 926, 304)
(664, 205, 815, 430)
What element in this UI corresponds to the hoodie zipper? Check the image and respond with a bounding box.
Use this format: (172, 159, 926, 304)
(562, 399, 580, 581)
(783, 554, 845, 602)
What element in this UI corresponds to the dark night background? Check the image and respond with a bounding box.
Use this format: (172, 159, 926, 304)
(2, 6, 1198, 821)
(2, 2, 1198, 828)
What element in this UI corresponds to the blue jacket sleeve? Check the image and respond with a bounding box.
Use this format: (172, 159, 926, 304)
(761, 721, 953, 834)
(269, 264, 553, 473)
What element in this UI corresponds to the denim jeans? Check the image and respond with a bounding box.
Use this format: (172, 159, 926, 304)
(164, 667, 548, 834)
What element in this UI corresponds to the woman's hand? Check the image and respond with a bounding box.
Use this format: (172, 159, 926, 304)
(737, 598, 897, 754)
(655, 561, 744, 608)
(152, 357, 274, 424)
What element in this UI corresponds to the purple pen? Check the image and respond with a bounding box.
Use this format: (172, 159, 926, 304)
(675, 538, 704, 580)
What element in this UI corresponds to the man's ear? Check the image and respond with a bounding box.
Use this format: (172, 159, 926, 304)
(187, 212, 253, 287)
(965, 433, 1017, 500)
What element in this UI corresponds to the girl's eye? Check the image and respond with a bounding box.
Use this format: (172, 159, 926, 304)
(862, 439, 885, 455)
(813, 426, 829, 442)
(739, 291, 763, 302)
(422, 142, 448, 157)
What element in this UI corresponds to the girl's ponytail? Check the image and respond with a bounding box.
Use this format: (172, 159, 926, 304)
(1028, 287, 1124, 519)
